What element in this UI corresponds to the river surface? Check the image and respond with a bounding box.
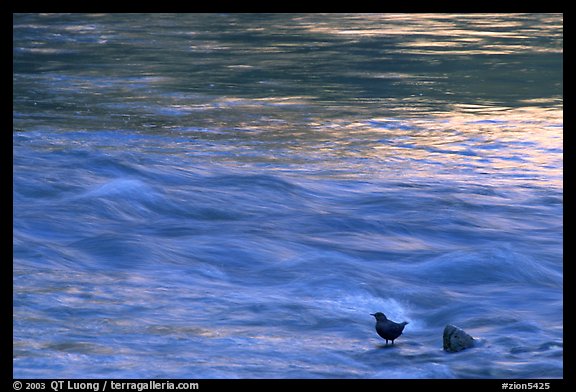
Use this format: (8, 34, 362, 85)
(13, 13, 563, 378)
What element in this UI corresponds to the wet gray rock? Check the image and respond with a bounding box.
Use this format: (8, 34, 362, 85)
(443, 324, 475, 352)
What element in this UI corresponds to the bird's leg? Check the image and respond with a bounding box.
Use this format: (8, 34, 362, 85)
(385, 340, 389, 344)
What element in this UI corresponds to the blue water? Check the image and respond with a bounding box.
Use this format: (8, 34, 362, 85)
(13, 13, 562, 378)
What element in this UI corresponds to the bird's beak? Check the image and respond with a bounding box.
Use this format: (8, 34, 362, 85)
(370, 313, 375, 316)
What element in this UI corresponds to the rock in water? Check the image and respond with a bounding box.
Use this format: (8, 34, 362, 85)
(443, 324, 475, 352)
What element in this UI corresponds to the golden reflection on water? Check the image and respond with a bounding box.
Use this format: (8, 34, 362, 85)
(305, 104, 563, 189)
(300, 13, 562, 54)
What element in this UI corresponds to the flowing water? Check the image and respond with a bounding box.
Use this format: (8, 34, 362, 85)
(13, 13, 563, 378)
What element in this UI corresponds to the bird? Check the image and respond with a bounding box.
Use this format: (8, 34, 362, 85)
(371, 312, 409, 345)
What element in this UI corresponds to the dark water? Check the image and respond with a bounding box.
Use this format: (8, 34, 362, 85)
(13, 13, 562, 378)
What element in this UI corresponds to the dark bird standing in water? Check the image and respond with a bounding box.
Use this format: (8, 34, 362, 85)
(371, 312, 409, 345)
